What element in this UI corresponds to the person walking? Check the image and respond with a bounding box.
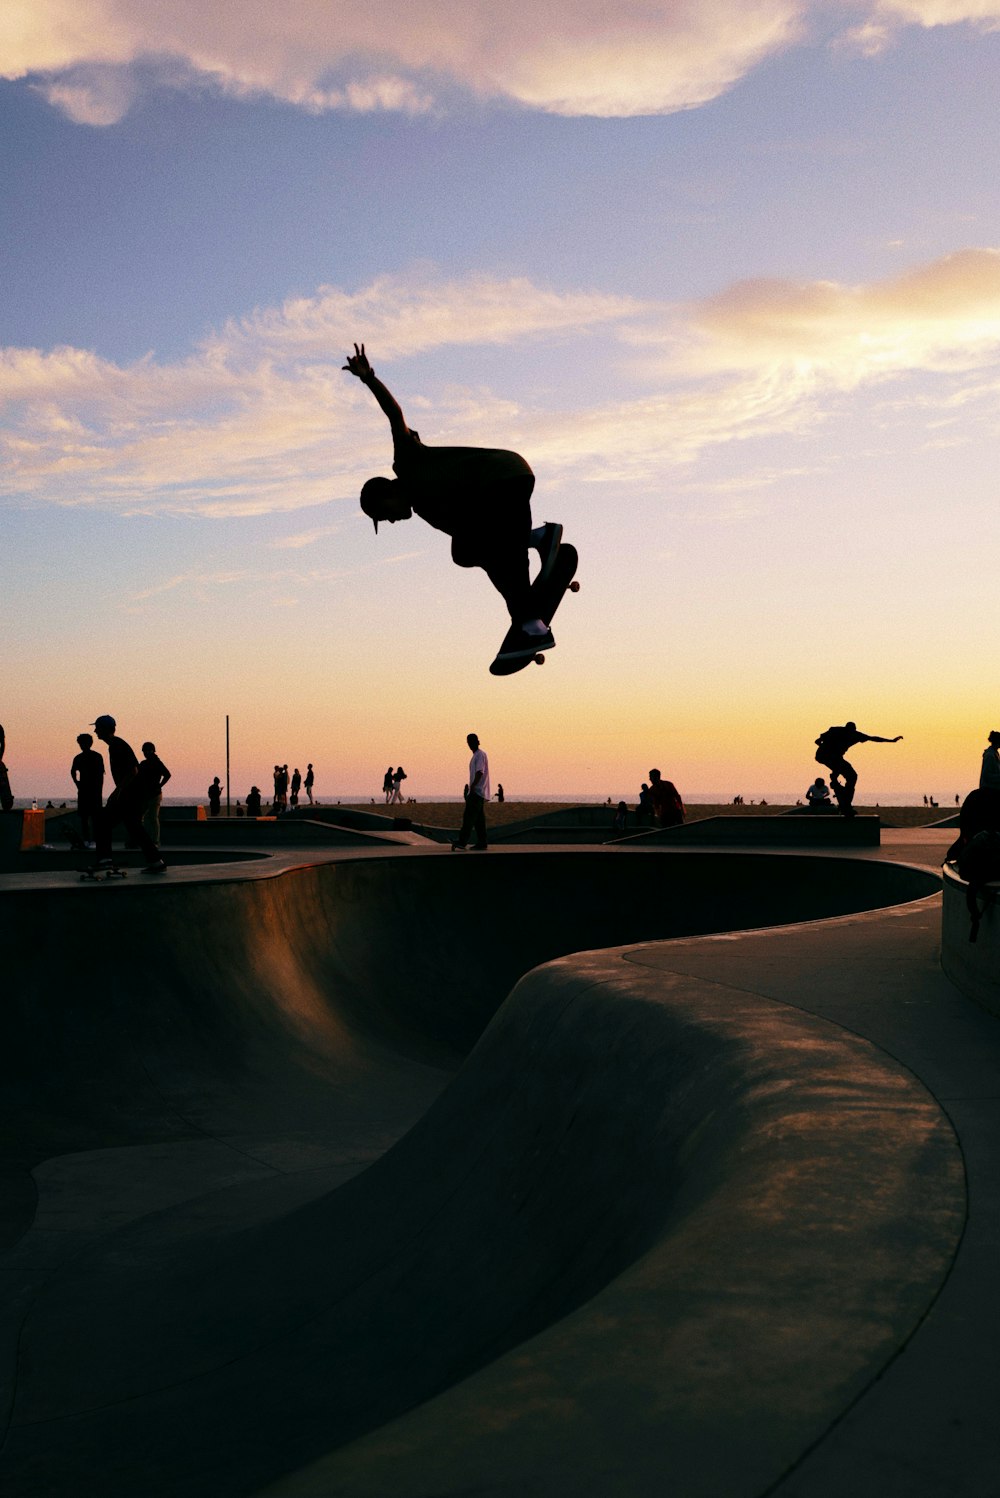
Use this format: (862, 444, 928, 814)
(92, 714, 166, 873)
(814, 721, 903, 817)
(382, 765, 394, 803)
(452, 734, 490, 851)
(70, 731, 105, 847)
(390, 766, 407, 804)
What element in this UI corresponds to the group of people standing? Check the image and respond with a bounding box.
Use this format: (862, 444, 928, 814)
(69, 715, 170, 872)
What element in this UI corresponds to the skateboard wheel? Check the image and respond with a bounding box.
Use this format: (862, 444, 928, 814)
(534, 654, 545, 665)
(569, 580, 580, 592)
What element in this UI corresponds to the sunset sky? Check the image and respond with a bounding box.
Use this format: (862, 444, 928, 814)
(2, 1, 999, 803)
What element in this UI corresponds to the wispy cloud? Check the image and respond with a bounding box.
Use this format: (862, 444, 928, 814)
(4, 254, 1000, 520)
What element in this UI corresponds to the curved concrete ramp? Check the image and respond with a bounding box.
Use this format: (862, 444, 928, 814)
(0, 851, 958, 1497)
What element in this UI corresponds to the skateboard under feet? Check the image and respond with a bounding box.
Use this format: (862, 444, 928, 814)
(490, 543, 580, 677)
(79, 866, 128, 882)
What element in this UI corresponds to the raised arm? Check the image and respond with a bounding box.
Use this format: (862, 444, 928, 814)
(342, 343, 409, 444)
(862, 732, 903, 744)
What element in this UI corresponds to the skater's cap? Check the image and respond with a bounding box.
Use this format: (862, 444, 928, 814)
(92, 714, 116, 731)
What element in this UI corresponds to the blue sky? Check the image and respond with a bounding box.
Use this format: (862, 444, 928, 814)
(2, 2, 999, 800)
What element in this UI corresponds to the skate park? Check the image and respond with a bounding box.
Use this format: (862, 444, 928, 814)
(2, 812, 999, 1498)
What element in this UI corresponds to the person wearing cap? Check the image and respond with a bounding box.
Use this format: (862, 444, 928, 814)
(92, 715, 166, 873)
(343, 343, 565, 664)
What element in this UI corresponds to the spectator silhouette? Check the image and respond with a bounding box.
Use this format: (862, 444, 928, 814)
(71, 732, 105, 846)
(452, 734, 490, 851)
(140, 742, 171, 844)
(92, 715, 165, 872)
(208, 777, 223, 817)
(648, 768, 685, 827)
(304, 764, 315, 805)
(0, 722, 13, 812)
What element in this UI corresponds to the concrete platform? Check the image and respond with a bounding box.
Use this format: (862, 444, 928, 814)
(1, 834, 997, 1496)
(618, 814, 880, 847)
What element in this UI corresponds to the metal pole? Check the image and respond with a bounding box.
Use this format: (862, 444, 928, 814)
(226, 715, 231, 817)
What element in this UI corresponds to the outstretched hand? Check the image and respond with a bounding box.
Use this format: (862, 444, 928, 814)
(343, 342, 373, 381)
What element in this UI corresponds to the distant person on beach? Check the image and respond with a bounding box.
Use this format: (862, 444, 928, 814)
(139, 742, 171, 844)
(344, 343, 565, 665)
(452, 734, 490, 851)
(814, 721, 902, 818)
(0, 723, 13, 812)
(290, 767, 301, 808)
(92, 715, 166, 873)
(208, 777, 223, 817)
(805, 777, 833, 811)
(382, 766, 394, 803)
(70, 732, 105, 846)
(496, 783, 504, 804)
(304, 764, 315, 805)
(648, 768, 685, 828)
(390, 767, 407, 804)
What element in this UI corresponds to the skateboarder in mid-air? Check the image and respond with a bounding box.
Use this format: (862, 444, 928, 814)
(814, 721, 902, 817)
(343, 344, 567, 665)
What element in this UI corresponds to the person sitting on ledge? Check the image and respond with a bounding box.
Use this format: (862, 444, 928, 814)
(805, 777, 833, 811)
(343, 343, 565, 665)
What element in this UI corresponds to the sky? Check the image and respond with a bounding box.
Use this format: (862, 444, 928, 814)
(2, 0, 999, 803)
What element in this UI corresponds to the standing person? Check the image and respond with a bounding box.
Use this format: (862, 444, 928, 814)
(636, 781, 653, 824)
(0, 722, 13, 812)
(343, 343, 566, 665)
(496, 783, 505, 804)
(92, 715, 166, 873)
(246, 786, 262, 817)
(980, 729, 1000, 793)
(208, 777, 223, 817)
(304, 764, 315, 805)
(278, 764, 290, 811)
(290, 767, 302, 808)
(382, 765, 394, 803)
(70, 731, 105, 847)
(390, 766, 407, 804)
(814, 721, 903, 817)
(140, 742, 171, 845)
(452, 734, 490, 851)
(648, 768, 685, 827)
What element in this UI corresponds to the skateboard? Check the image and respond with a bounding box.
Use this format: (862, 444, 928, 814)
(829, 779, 856, 818)
(79, 866, 127, 882)
(490, 543, 579, 677)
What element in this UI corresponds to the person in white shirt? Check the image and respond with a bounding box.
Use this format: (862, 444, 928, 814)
(453, 733, 491, 851)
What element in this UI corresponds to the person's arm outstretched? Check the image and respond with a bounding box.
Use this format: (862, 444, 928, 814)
(861, 732, 903, 744)
(343, 343, 409, 444)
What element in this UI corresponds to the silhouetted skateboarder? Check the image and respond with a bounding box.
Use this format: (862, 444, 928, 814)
(343, 344, 567, 665)
(814, 721, 902, 816)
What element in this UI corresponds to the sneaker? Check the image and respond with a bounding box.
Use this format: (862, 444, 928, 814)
(141, 859, 168, 874)
(451, 842, 468, 852)
(498, 628, 555, 662)
(535, 522, 563, 584)
(470, 844, 488, 851)
(97, 857, 114, 869)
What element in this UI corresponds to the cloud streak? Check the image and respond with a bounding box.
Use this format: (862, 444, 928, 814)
(4, 254, 1000, 519)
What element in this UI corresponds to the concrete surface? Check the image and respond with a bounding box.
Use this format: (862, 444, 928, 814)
(0, 834, 996, 1497)
(941, 861, 1000, 1015)
(619, 814, 881, 847)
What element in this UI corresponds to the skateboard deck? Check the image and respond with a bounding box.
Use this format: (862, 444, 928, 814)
(79, 866, 127, 882)
(490, 543, 579, 677)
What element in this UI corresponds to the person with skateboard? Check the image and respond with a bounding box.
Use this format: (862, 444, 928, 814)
(92, 714, 167, 873)
(343, 343, 568, 666)
(814, 721, 902, 817)
(453, 733, 490, 851)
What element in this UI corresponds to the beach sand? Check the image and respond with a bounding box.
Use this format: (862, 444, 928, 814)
(339, 801, 949, 831)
